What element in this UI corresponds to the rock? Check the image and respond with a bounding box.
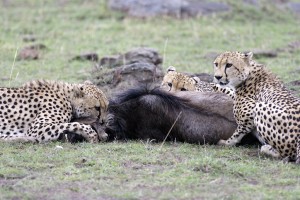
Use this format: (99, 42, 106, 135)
(22, 35, 37, 42)
(100, 47, 162, 68)
(92, 47, 164, 98)
(205, 50, 278, 60)
(108, 0, 184, 18)
(108, 0, 231, 18)
(251, 49, 278, 58)
(204, 52, 219, 60)
(193, 73, 214, 83)
(99, 55, 119, 68)
(72, 53, 99, 62)
(181, 2, 231, 17)
(243, 0, 259, 6)
(276, 41, 300, 53)
(286, 80, 300, 96)
(17, 44, 46, 60)
(289, 80, 300, 86)
(288, 2, 300, 15)
(181, 71, 214, 83)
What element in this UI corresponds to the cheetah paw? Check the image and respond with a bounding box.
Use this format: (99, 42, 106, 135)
(217, 139, 227, 146)
(86, 131, 99, 143)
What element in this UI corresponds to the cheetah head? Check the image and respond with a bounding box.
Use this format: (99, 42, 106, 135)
(213, 51, 253, 90)
(72, 81, 109, 124)
(161, 66, 200, 92)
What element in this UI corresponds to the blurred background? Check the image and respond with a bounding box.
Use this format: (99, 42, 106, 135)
(0, 0, 299, 92)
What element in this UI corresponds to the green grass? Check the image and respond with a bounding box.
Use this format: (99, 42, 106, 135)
(0, 0, 300, 199)
(0, 142, 299, 200)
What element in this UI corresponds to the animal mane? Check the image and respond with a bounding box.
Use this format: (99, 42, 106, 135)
(110, 86, 191, 112)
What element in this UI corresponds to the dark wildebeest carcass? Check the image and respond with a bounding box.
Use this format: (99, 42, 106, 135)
(105, 87, 257, 144)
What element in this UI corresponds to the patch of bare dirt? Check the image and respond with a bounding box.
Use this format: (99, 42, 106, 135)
(17, 44, 46, 60)
(71, 53, 99, 62)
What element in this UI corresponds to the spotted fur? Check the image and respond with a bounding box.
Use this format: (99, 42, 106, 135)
(0, 80, 109, 143)
(214, 51, 300, 163)
(161, 66, 235, 98)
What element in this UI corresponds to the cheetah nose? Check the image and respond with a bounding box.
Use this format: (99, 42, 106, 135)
(214, 76, 222, 80)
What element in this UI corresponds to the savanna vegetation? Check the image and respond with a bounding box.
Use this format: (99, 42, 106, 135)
(0, 0, 300, 199)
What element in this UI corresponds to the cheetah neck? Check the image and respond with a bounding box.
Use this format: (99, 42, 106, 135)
(237, 66, 285, 97)
(61, 83, 83, 101)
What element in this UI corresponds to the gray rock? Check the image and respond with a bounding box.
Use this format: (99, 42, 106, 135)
(182, 2, 231, 17)
(72, 53, 99, 62)
(243, 0, 259, 6)
(93, 47, 164, 98)
(288, 2, 300, 14)
(108, 0, 231, 18)
(109, 0, 185, 18)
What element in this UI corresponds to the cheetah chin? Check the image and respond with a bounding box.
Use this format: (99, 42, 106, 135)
(219, 81, 229, 86)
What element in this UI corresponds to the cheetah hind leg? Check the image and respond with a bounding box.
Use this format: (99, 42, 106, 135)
(296, 135, 300, 165)
(260, 144, 281, 159)
(0, 135, 37, 143)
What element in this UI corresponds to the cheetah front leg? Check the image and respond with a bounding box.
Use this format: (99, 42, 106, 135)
(27, 122, 107, 143)
(218, 123, 254, 146)
(260, 144, 281, 159)
(211, 83, 235, 99)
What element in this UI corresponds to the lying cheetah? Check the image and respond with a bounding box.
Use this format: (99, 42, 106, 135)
(0, 80, 109, 143)
(161, 66, 235, 98)
(213, 51, 300, 163)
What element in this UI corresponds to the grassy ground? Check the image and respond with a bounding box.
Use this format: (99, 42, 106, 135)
(0, 0, 300, 199)
(1, 142, 300, 200)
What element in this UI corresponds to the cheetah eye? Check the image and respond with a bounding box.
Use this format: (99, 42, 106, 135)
(214, 63, 218, 67)
(168, 83, 172, 87)
(225, 63, 232, 68)
(181, 88, 187, 91)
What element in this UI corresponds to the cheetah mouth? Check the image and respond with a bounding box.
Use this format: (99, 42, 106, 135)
(219, 81, 228, 86)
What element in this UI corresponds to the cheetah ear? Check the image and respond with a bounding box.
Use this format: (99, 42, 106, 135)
(74, 86, 85, 98)
(192, 76, 200, 83)
(83, 80, 93, 85)
(242, 52, 253, 60)
(167, 66, 176, 72)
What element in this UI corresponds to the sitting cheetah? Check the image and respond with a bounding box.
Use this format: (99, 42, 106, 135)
(213, 51, 300, 163)
(161, 66, 235, 98)
(0, 80, 109, 143)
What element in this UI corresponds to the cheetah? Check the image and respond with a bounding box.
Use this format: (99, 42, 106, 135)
(161, 66, 235, 98)
(0, 80, 109, 143)
(213, 51, 300, 163)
